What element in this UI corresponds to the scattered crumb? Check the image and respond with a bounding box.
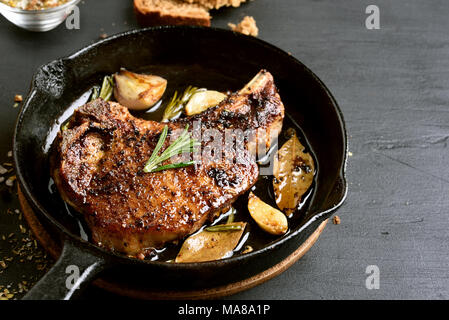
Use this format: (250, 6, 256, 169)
(14, 95, 22, 103)
(228, 16, 259, 37)
(5, 175, 16, 187)
(0, 205, 53, 299)
(7, 151, 12, 158)
(242, 245, 253, 254)
(99, 33, 108, 39)
(348, 151, 353, 157)
(0, 289, 14, 300)
(19, 225, 26, 234)
(332, 215, 341, 225)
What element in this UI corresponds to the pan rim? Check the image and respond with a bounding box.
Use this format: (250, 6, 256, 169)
(13, 26, 348, 269)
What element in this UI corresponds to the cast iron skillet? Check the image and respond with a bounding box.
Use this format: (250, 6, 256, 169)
(13, 26, 348, 300)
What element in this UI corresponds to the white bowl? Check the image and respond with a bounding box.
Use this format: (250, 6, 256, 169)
(0, 0, 81, 32)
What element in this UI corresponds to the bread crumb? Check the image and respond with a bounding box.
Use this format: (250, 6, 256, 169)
(228, 16, 258, 37)
(348, 151, 353, 157)
(332, 215, 341, 225)
(14, 95, 22, 102)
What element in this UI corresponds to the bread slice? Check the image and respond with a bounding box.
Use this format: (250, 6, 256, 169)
(134, 0, 211, 27)
(182, 0, 247, 10)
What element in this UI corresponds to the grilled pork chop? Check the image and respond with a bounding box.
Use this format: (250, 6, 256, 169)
(51, 70, 284, 258)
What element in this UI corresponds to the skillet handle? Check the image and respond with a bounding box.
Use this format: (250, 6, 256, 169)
(23, 239, 108, 300)
(321, 173, 348, 214)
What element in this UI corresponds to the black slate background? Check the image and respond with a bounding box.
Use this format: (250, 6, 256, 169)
(0, 0, 448, 300)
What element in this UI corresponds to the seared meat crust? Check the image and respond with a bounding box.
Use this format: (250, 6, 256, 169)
(51, 70, 284, 257)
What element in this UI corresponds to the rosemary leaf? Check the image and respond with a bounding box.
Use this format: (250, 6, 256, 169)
(150, 161, 196, 173)
(143, 124, 199, 173)
(90, 86, 99, 101)
(205, 224, 242, 232)
(60, 121, 70, 132)
(90, 75, 114, 102)
(99, 75, 114, 101)
(145, 125, 168, 169)
(226, 208, 236, 224)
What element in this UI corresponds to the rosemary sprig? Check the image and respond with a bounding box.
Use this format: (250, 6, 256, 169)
(143, 124, 200, 173)
(161, 86, 199, 122)
(90, 75, 114, 101)
(205, 224, 242, 232)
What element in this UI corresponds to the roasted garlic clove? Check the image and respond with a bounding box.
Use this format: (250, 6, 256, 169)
(184, 90, 226, 116)
(113, 69, 167, 110)
(248, 193, 288, 235)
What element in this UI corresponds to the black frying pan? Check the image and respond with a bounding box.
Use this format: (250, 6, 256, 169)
(13, 26, 348, 300)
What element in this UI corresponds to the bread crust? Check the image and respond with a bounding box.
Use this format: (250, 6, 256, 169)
(134, 0, 211, 27)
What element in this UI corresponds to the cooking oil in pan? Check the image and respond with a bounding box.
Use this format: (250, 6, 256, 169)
(46, 67, 316, 262)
